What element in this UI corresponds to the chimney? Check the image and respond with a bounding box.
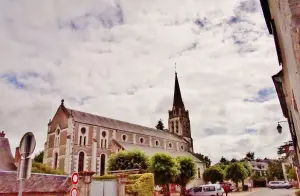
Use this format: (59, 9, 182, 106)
(15, 147, 21, 167)
(0, 131, 5, 138)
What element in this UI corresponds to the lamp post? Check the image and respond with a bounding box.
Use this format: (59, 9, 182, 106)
(277, 120, 288, 134)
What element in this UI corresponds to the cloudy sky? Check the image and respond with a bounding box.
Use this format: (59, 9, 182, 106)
(0, 0, 291, 163)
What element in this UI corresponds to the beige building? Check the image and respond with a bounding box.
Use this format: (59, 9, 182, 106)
(260, 0, 300, 167)
(43, 72, 206, 184)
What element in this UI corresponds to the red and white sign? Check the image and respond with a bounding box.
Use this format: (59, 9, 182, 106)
(71, 172, 79, 185)
(70, 187, 78, 196)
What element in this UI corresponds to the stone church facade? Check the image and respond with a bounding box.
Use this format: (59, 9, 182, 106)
(43, 73, 206, 184)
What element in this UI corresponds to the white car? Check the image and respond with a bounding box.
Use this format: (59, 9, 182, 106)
(186, 184, 224, 196)
(268, 181, 292, 189)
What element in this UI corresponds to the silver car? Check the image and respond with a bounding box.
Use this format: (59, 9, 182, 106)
(186, 184, 224, 196)
(268, 181, 292, 189)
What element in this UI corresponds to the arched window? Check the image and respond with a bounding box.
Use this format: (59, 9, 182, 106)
(175, 121, 178, 133)
(139, 137, 144, 144)
(54, 152, 58, 169)
(168, 142, 173, 149)
(55, 129, 60, 147)
(171, 122, 174, 133)
(122, 134, 127, 141)
(198, 168, 201, 179)
(155, 140, 160, 147)
(101, 131, 107, 148)
(78, 152, 85, 172)
(79, 127, 87, 146)
(100, 154, 106, 176)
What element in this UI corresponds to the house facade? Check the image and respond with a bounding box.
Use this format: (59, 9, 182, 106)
(43, 72, 206, 184)
(260, 0, 300, 170)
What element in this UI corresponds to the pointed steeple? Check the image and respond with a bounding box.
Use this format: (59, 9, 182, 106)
(173, 72, 185, 109)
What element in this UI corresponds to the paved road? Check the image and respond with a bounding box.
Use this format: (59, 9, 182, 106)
(248, 188, 295, 196)
(228, 188, 296, 196)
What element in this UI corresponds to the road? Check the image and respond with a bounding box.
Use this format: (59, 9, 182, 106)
(229, 188, 296, 196)
(249, 188, 295, 196)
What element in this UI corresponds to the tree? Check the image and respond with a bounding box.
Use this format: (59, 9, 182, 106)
(107, 150, 149, 171)
(246, 152, 255, 160)
(34, 151, 44, 163)
(149, 153, 179, 196)
(231, 158, 237, 163)
(194, 153, 211, 168)
(225, 162, 248, 189)
(241, 162, 252, 187)
(175, 156, 197, 195)
(266, 160, 284, 181)
(287, 166, 297, 180)
(277, 146, 285, 155)
(155, 119, 165, 130)
(220, 156, 229, 165)
(203, 166, 225, 183)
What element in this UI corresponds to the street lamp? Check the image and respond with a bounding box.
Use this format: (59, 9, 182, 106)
(277, 120, 288, 134)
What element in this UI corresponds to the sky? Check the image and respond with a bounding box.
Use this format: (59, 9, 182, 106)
(0, 0, 292, 164)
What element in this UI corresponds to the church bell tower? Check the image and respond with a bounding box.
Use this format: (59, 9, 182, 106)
(168, 72, 193, 151)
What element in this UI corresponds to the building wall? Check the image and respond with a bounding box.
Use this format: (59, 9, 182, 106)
(269, 0, 300, 163)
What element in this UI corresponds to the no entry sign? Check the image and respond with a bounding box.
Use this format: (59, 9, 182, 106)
(71, 172, 79, 185)
(70, 187, 78, 196)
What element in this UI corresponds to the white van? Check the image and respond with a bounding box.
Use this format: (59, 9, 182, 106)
(186, 184, 224, 196)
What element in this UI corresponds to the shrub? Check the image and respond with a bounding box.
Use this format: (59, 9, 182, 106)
(107, 150, 149, 171)
(93, 174, 117, 181)
(31, 162, 64, 175)
(126, 173, 154, 196)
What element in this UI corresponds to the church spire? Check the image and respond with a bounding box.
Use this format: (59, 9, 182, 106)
(173, 72, 185, 109)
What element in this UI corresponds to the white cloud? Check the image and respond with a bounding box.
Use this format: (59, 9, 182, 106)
(0, 0, 290, 164)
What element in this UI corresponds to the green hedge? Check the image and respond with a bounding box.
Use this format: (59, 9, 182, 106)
(31, 162, 64, 175)
(126, 173, 154, 196)
(93, 174, 117, 181)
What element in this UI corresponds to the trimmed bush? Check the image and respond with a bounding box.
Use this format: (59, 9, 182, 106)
(31, 162, 64, 175)
(93, 174, 117, 181)
(126, 173, 154, 196)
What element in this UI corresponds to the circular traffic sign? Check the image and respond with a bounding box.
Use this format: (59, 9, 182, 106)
(71, 172, 79, 184)
(70, 187, 78, 196)
(19, 132, 36, 158)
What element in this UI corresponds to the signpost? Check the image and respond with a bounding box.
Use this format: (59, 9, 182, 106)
(71, 172, 79, 185)
(18, 132, 36, 196)
(70, 187, 78, 196)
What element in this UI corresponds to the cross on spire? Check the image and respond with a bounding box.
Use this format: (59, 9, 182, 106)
(0, 131, 5, 138)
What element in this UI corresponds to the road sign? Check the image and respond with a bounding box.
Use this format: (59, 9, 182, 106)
(19, 132, 36, 159)
(17, 158, 32, 180)
(71, 172, 79, 184)
(70, 187, 78, 196)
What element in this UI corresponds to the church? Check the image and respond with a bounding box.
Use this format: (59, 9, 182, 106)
(43, 72, 206, 184)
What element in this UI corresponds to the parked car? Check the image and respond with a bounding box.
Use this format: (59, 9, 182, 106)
(268, 181, 292, 189)
(186, 184, 224, 196)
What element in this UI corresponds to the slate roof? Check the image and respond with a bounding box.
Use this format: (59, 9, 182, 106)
(0, 137, 17, 171)
(67, 108, 185, 143)
(0, 171, 71, 193)
(115, 140, 202, 163)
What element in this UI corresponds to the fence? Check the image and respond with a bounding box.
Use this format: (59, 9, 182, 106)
(90, 180, 118, 196)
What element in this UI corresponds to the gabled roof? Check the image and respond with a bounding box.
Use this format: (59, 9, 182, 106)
(67, 108, 185, 143)
(0, 171, 71, 193)
(113, 140, 202, 163)
(0, 137, 17, 171)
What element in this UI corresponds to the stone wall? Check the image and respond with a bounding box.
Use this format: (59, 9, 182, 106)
(269, 0, 300, 161)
